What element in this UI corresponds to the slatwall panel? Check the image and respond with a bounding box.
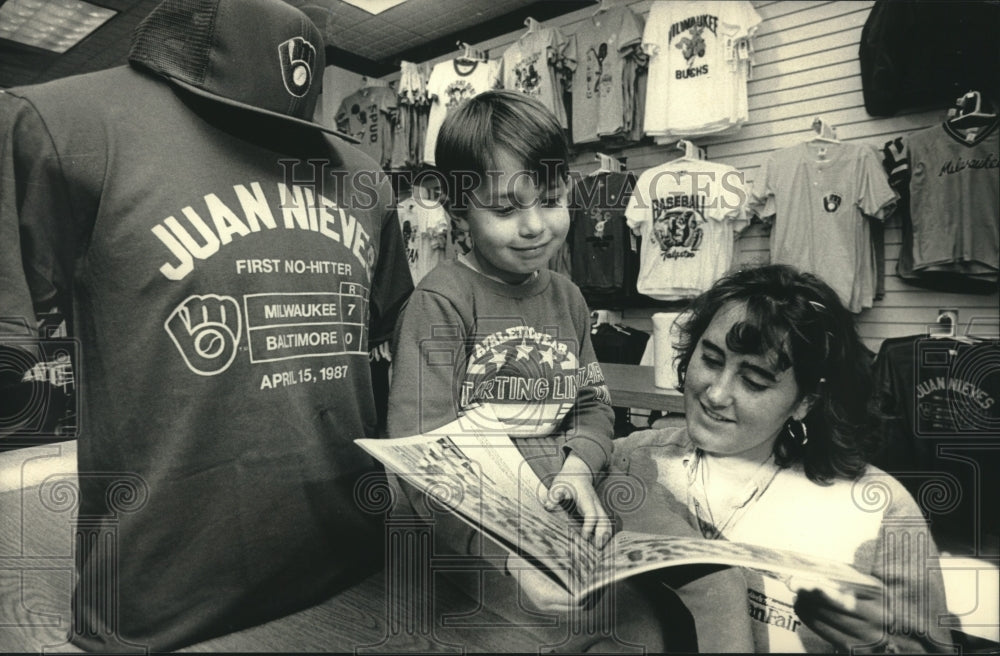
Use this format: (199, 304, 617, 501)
(379, 0, 999, 354)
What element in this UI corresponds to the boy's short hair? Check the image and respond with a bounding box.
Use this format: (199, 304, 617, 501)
(434, 90, 570, 213)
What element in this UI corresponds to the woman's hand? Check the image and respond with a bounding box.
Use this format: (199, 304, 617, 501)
(789, 578, 888, 650)
(543, 453, 613, 548)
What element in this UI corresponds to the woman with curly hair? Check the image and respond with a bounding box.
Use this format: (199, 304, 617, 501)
(610, 264, 955, 653)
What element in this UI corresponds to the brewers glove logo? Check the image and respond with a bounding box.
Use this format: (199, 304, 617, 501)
(166, 295, 242, 376)
(823, 193, 842, 213)
(278, 37, 316, 97)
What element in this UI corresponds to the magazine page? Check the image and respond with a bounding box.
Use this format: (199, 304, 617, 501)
(355, 405, 598, 593)
(578, 530, 884, 598)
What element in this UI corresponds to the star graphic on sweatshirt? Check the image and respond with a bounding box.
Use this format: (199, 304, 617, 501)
(489, 349, 508, 369)
(515, 344, 533, 361)
(538, 347, 556, 368)
(560, 350, 579, 370)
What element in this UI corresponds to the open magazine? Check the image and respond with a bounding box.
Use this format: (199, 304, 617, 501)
(355, 406, 882, 600)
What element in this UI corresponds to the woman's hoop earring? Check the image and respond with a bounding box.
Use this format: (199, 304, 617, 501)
(786, 418, 808, 446)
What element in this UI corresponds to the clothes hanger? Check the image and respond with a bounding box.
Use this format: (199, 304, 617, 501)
(947, 90, 997, 129)
(524, 16, 541, 34)
(456, 41, 487, 63)
(927, 310, 976, 345)
(673, 139, 706, 163)
(807, 116, 840, 143)
(590, 310, 631, 334)
(591, 152, 626, 175)
(593, 0, 620, 15)
(591, 309, 609, 333)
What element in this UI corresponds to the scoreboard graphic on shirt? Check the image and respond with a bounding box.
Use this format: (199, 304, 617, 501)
(243, 283, 368, 363)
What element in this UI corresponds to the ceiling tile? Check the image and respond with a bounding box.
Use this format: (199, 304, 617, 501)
(1, 0, 596, 86)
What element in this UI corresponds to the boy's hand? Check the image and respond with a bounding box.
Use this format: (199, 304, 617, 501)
(544, 453, 613, 548)
(506, 553, 579, 613)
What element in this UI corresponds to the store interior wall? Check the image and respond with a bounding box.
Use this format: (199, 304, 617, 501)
(318, 63, 367, 127)
(374, 0, 998, 355)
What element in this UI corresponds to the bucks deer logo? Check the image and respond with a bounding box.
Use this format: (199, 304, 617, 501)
(676, 25, 707, 67)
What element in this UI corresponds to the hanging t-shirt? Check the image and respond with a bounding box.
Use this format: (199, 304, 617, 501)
(392, 61, 433, 169)
(423, 58, 501, 165)
(570, 171, 639, 302)
(750, 141, 897, 313)
(641, 0, 761, 139)
(398, 193, 450, 285)
(565, 6, 644, 144)
(501, 26, 571, 128)
(883, 119, 999, 283)
(335, 85, 398, 168)
(873, 335, 1000, 540)
(625, 159, 748, 300)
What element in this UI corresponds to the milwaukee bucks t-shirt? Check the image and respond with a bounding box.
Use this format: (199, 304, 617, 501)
(642, 0, 761, 138)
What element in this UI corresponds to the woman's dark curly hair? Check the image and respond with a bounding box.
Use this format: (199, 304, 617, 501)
(674, 264, 880, 483)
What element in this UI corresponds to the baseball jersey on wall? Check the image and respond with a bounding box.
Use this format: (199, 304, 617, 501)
(501, 25, 572, 128)
(423, 58, 501, 165)
(625, 159, 748, 300)
(882, 119, 999, 286)
(335, 85, 398, 169)
(565, 5, 644, 144)
(750, 141, 897, 313)
(641, 0, 761, 140)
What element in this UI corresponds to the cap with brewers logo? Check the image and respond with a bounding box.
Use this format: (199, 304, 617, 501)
(128, 0, 358, 142)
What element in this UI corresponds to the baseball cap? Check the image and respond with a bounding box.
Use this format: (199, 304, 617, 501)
(128, 0, 358, 143)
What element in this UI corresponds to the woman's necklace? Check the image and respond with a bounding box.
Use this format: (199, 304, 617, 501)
(687, 448, 780, 540)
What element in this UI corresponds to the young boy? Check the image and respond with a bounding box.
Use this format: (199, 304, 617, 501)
(388, 89, 612, 524)
(386, 89, 625, 641)
(387, 91, 753, 653)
